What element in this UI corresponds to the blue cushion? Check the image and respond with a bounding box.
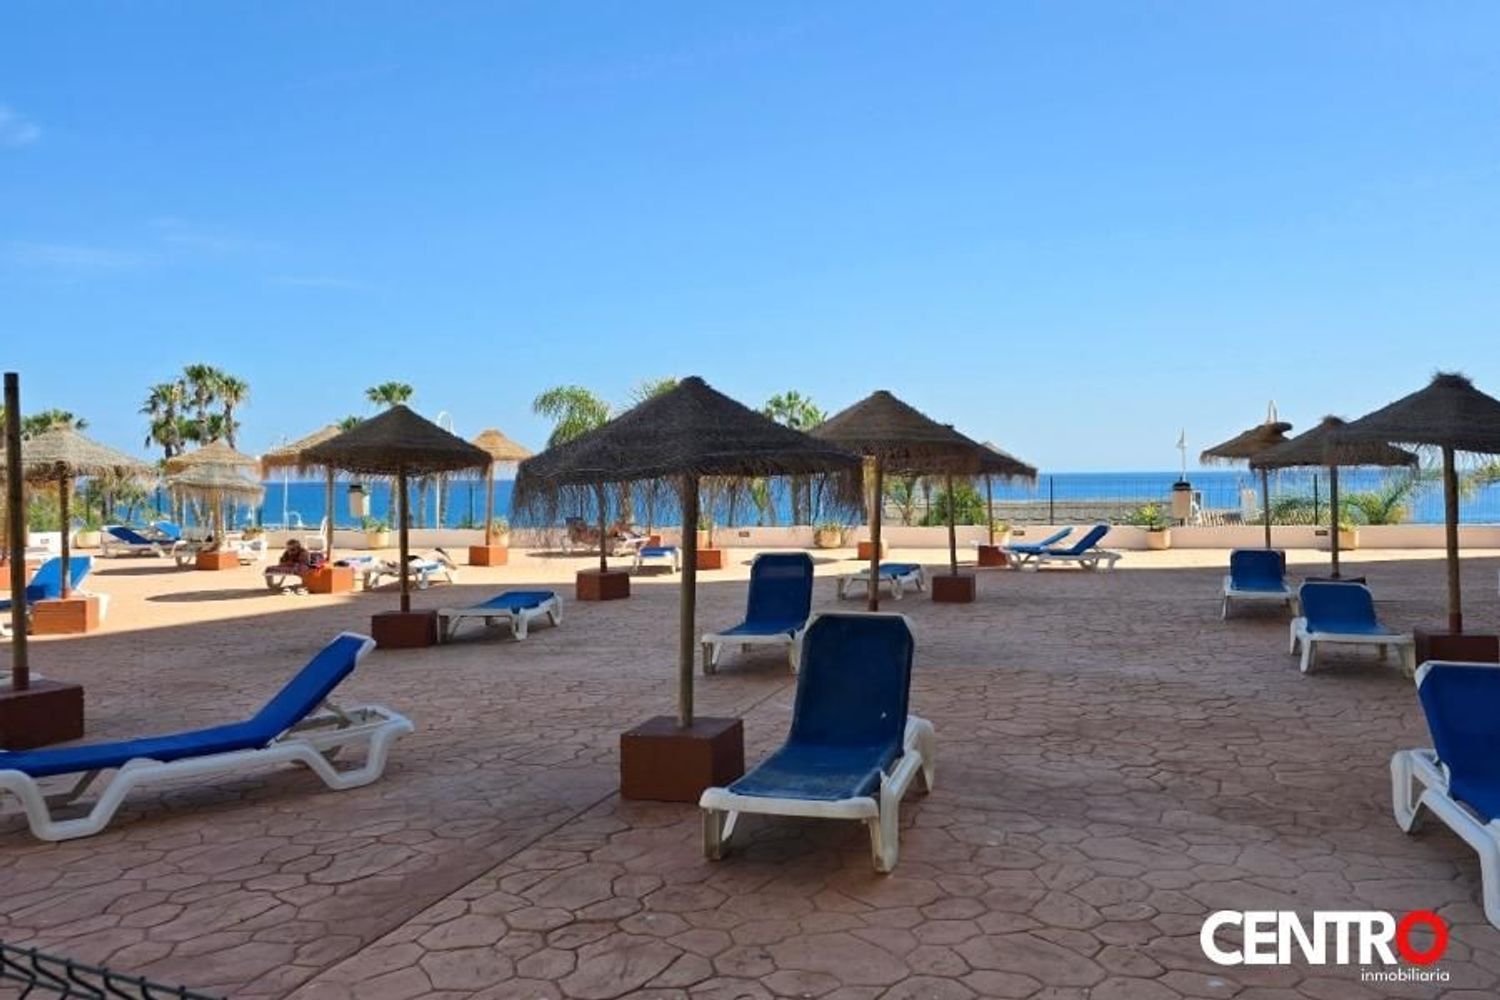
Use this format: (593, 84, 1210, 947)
(728, 743, 895, 801)
(1300, 582, 1392, 635)
(471, 590, 555, 612)
(1006, 528, 1072, 554)
(1419, 664, 1500, 823)
(1229, 549, 1288, 592)
(640, 546, 677, 557)
(1049, 524, 1108, 556)
(744, 553, 813, 627)
(878, 563, 920, 578)
(107, 526, 157, 546)
(716, 619, 804, 639)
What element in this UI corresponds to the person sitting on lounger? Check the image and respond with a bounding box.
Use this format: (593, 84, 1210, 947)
(276, 539, 314, 574)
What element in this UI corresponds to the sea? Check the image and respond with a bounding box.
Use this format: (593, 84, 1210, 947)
(147, 468, 1500, 530)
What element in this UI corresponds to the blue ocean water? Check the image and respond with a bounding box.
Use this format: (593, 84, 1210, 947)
(212, 469, 1500, 528)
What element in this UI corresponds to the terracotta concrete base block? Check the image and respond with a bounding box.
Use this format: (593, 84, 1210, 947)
(0, 678, 85, 749)
(620, 715, 744, 802)
(1415, 629, 1500, 665)
(371, 610, 438, 649)
(857, 540, 887, 561)
(931, 573, 977, 603)
(31, 596, 102, 635)
(647, 534, 663, 547)
(467, 545, 509, 567)
(306, 565, 355, 595)
(976, 545, 1009, 568)
(577, 569, 630, 601)
(696, 548, 724, 571)
(196, 550, 239, 571)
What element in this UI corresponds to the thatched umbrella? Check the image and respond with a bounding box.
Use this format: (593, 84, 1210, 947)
(811, 390, 1000, 609)
(302, 406, 490, 613)
(167, 465, 266, 523)
(514, 376, 862, 727)
(1251, 416, 1417, 578)
(980, 441, 1038, 546)
(262, 425, 343, 555)
(1333, 372, 1500, 632)
(471, 428, 532, 547)
(164, 440, 258, 474)
(1201, 406, 1293, 549)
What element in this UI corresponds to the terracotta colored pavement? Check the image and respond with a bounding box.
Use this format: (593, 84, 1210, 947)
(3, 547, 1500, 999)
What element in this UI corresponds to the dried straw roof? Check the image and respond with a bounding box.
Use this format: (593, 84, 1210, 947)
(1200, 420, 1294, 464)
(167, 465, 266, 502)
(1334, 372, 1500, 458)
(811, 390, 1001, 474)
(2, 426, 150, 482)
(513, 376, 863, 518)
(300, 405, 490, 477)
(1251, 416, 1417, 471)
(261, 425, 344, 474)
(472, 428, 533, 463)
(978, 440, 1038, 482)
(165, 440, 259, 474)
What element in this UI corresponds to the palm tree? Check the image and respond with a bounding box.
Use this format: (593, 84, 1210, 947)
(20, 410, 87, 438)
(142, 381, 188, 458)
(182, 364, 223, 440)
(532, 385, 611, 447)
(365, 382, 414, 410)
(763, 391, 826, 523)
(216, 375, 250, 448)
(337, 414, 363, 431)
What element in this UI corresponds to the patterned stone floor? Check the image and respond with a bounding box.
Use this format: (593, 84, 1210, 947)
(3, 546, 1500, 998)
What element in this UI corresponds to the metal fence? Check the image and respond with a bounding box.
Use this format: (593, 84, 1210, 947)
(0, 943, 221, 999)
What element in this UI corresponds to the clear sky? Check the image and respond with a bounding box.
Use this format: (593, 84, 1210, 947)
(3, 2, 1498, 470)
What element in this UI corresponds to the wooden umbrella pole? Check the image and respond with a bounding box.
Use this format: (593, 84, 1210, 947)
(946, 472, 958, 575)
(58, 472, 72, 599)
(986, 476, 995, 546)
(596, 483, 608, 573)
(398, 467, 411, 615)
(482, 460, 495, 546)
(868, 457, 884, 612)
(1328, 463, 1341, 579)
(1261, 466, 1272, 549)
(5, 373, 29, 690)
(678, 475, 699, 728)
(324, 470, 335, 557)
(1442, 445, 1462, 633)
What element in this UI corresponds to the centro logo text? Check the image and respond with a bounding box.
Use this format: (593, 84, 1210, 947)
(1200, 910, 1447, 966)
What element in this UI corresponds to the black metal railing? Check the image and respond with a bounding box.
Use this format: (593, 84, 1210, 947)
(0, 943, 222, 999)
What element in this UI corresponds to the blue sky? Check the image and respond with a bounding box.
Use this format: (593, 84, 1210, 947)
(3, 2, 1498, 470)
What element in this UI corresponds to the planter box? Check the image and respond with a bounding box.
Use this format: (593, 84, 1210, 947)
(1340, 530, 1360, 551)
(305, 565, 355, 594)
(696, 548, 724, 570)
(620, 715, 744, 802)
(1145, 530, 1171, 551)
(1415, 629, 1500, 665)
(814, 530, 843, 549)
(577, 568, 630, 601)
(0, 678, 85, 749)
(196, 550, 240, 571)
(31, 595, 102, 635)
(931, 574, 977, 603)
(857, 540, 887, 561)
(976, 544, 1009, 568)
(365, 532, 392, 549)
(371, 610, 437, 649)
(468, 544, 509, 567)
(73, 531, 102, 549)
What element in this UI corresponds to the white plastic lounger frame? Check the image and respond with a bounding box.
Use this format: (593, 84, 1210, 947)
(265, 568, 308, 593)
(1288, 616, 1415, 675)
(438, 593, 562, 642)
(632, 546, 681, 573)
(100, 529, 169, 558)
(701, 716, 935, 873)
(1221, 577, 1297, 620)
(1392, 661, 1500, 928)
(836, 566, 926, 601)
(0, 639, 412, 842)
(363, 556, 456, 591)
(701, 626, 803, 674)
(1031, 548, 1121, 572)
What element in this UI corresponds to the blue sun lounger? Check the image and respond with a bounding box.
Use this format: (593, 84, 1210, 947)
(1003, 527, 1074, 567)
(0, 632, 412, 841)
(100, 525, 174, 557)
(1024, 524, 1120, 571)
(701, 553, 814, 673)
(1393, 661, 1500, 927)
(1289, 581, 1413, 674)
(632, 544, 681, 573)
(437, 590, 562, 642)
(837, 562, 926, 601)
(1221, 549, 1294, 619)
(0, 557, 101, 636)
(700, 613, 935, 872)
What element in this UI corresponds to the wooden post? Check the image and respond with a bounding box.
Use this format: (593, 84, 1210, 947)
(5, 373, 28, 689)
(482, 459, 495, 546)
(946, 472, 959, 575)
(868, 456, 884, 612)
(57, 472, 72, 598)
(1443, 445, 1462, 633)
(986, 476, 995, 546)
(1260, 466, 1272, 549)
(1328, 463, 1341, 579)
(596, 483, 608, 573)
(679, 474, 699, 728)
(324, 469, 335, 556)
(397, 467, 411, 615)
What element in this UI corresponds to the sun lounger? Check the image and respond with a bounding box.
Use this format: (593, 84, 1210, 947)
(1289, 581, 1414, 674)
(438, 590, 562, 642)
(1003, 527, 1074, 567)
(0, 632, 412, 841)
(1392, 660, 1500, 927)
(0, 557, 106, 636)
(1221, 549, 1295, 619)
(632, 544, 681, 573)
(837, 563, 926, 601)
(1029, 524, 1120, 571)
(700, 613, 935, 872)
(702, 553, 813, 673)
(360, 551, 457, 590)
(100, 525, 174, 558)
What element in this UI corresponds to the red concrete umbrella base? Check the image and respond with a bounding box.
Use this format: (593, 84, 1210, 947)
(620, 715, 744, 802)
(931, 574, 977, 603)
(31, 595, 102, 635)
(0, 678, 84, 749)
(576, 569, 630, 601)
(371, 610, 437, 649)
(196, 550, 239, 571)
(305, 565, 355, 594)
(976, 545, 1009, 568)
(468, 545, 508, 567)
(857, 540, 886, 561)
(1415, 629, 1500, 665)
(696, 548, 724, 571)
(0, 558, 41, 579)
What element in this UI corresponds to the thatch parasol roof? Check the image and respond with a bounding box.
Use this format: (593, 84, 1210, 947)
(979, 440, 1038, 481)
(300, 405, 490, 477)
(261, 425, 344, 473)
(2, 426, 150, 482)
(1200, 420, 1294, 464)
(513, 376, 863, 517)
(167, 465, 266, 502)
(1333, 372, 1500, 458)
(812, 390, 996, 474)
(472, 428, 533, 463)
(165, 440, 259, 474)
(1251, 416, 1418, 471)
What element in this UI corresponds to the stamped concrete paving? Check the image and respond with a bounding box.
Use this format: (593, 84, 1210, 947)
(3, 547, 1499, 998)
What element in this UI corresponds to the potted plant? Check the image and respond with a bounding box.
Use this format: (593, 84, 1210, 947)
(975, 519, 1012, 567)
(695, 513, 723, 569)
(1129, 503, 1171, 550)
(362, 516, 391, 549)
(490, 517, 511, 548)
(72, 509, 103, 549)
(1338, 519, 1360, 551)
(814, 521, 844, 549)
